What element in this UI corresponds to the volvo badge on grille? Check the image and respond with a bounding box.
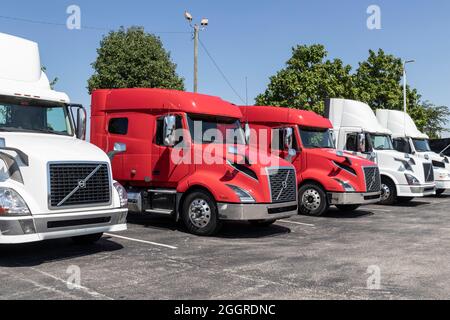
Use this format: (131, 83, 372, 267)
(276, 171, 291, 201)
(56, 164, 103, 207)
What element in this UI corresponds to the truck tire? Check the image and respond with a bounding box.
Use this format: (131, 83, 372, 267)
(71, 233, 103, 245)
(298, 183, 329, 216)
(249, 219, 276, 227)
(182, 191, 222, 236)
(380, 177, 397, 205)
(436, 189, 446, 196)
(335, 204, 360, 212)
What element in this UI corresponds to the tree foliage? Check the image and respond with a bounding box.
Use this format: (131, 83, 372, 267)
(257, 45, 449, 138)
(255, 45, 353, 114)
(88, 26, 184, 94)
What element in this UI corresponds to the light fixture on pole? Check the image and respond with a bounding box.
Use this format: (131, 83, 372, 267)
(184, 11, 209, 93)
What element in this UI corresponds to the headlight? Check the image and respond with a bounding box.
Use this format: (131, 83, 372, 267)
(113, 181, 128, 208)
(334, 179, 355, 192)
(405, 174, 420, 186)
(226, 185, 255, 203)
(0, 188, 30, 216)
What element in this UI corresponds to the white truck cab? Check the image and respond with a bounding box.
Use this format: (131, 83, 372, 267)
(325, 98, 435, 205)
(0, 33, 128, 244)
(377, 109, 450, 195)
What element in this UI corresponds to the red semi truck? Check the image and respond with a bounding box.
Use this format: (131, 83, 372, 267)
(90, 89, 298, 236)
(240, 106, 381, 216)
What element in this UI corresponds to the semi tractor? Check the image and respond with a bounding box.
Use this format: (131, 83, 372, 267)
(376, 109, 450, 195)
(326, 98, 435, 205)
(90, 89, 298, 236)
(0, 33, 128, 244)
(240, 106, 381, 216)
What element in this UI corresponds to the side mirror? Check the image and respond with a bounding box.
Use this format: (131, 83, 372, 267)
(76, 107, 87, 140)
(244, 122, 251, 145)
(284, 127, 293, 150)
(357, 133, 366, 153)
(108, 142, 127, 160)
(163, 115, 177, 147)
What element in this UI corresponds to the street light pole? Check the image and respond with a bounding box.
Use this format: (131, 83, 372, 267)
(185, 11, 208, 93)
(193, 24, 199, 93)
(403, 60, 415, 113)
(403, 60, 415, 135)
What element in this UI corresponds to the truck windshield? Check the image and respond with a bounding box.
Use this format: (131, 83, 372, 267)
(187, 114, 246, 145)
(368, 134, 394, 150)
(0, 100, 73, 136)
(299, 128, 335, 149)
(412, 138, 431, 152)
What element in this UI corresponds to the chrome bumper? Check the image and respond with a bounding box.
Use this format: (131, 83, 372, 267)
(217, 201, 297, 221)
(0, 208, 128, 244)
(328, 192, 381, 205)
(435, 180, 450, 191)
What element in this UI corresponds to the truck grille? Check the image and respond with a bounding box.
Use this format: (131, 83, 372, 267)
(49, 163, 111, 208)
(267, 168, 297, 203)
(423, 163, 434, 182)
(363, 166, 381, 193)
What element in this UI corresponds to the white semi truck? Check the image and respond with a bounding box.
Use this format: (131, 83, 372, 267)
(0, 33, 128, 244)
(377, 109, 450, 195)
(325, 98, 435, 205)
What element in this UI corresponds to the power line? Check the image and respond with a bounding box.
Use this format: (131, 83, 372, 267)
(0, 15, 191, 34)
(198, 38, 245, 104)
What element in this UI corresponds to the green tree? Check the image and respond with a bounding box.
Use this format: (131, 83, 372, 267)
(255, 44, 353, 114)
(353, 49, 448, 138)
(41, 66, 58, 90)
(88, 26, 184, 94)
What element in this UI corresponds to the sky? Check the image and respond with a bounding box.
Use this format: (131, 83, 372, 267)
(1, 0, 449, 135)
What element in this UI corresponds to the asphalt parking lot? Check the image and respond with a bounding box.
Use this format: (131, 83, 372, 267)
(1, 193, 450, 300)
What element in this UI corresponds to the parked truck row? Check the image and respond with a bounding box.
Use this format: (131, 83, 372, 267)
(1, 32, 449, 243)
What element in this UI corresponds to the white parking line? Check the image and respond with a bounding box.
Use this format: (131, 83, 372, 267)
(365, 208, 392, 212)
(104, 233, 178, 250)
(279, 220, 315, 227)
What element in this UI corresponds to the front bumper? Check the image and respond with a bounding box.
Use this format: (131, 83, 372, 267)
(328, 192, 381, 205)
(0, 208, 128, 244)
(217, 201, 297, 221)
(397, 184, 436, 197)
(435, 180, 450, 191)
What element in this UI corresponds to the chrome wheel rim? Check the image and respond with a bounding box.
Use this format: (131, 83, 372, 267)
(380, 183, 391, 201)
(189, 199, 212, 228)
(301, 189, 321, 211)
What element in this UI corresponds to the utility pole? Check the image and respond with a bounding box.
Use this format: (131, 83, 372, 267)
(403, 60, 415, 135)
(185, 11, 208, 93)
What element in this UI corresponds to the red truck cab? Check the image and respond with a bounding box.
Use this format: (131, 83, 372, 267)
(90, 89, 298, 235)
(240, 106, 381, 216)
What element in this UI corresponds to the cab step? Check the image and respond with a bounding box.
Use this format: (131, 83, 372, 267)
(148, 189, 177, 195)
(145, 209, 174, 215)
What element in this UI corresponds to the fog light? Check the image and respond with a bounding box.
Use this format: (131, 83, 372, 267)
(19, 219, 36, 235)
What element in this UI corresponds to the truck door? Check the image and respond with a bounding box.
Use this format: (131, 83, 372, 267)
(152, 114, 190, 188)
(105, 116, 128, 180)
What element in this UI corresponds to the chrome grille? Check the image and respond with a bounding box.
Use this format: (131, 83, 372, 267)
(49, 163, 111, 208)
(423, 163, 434, 182)
(363, 166, 381, 193)
(267, 168, 297, 203)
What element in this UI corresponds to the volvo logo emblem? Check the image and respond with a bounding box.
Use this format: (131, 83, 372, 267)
(78, 180, 87, 189)
(282, 181, 288, 189)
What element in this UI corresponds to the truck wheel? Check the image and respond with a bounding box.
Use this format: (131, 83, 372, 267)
(380, 177, 397, 205)
(249, 219, 276, 227)
(436, 189, 446, 196)
(182, 191, 222, 236)
(335, 205, 360, 212)
(71, 233, 103, 245)
(298, 183, 329, 216)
